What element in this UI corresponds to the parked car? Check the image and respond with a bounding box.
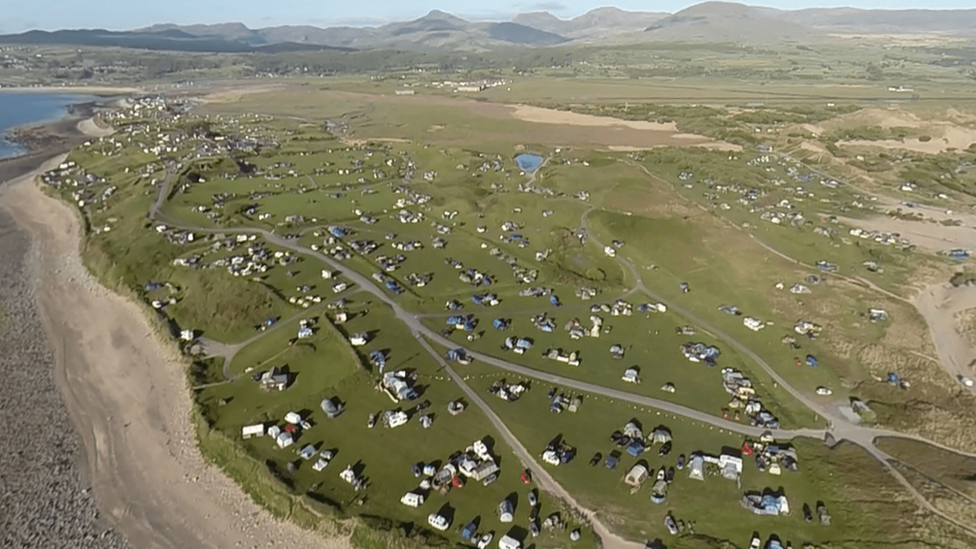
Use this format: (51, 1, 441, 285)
(476, 532, 493, 549)
(589, 452, 602, 466)
(527, 490, 538, 507)
(482, 473, 498, 486)
(659, 441, 672, 457)
(529, 520, 540, 537)
(676, 454, 686, 470)
(664, 514, 678, 535)
(750, 535, 762, 549)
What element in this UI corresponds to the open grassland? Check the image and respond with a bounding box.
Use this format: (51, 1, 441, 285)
(876, 438, 976, 500)
(197, 302, 598, 549)
(456, 362, 963, 549)
(43, 76, 976, 549)
(584, 157, 976, 449)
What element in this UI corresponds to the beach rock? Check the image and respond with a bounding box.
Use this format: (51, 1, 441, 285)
(0, 206, 130, 549)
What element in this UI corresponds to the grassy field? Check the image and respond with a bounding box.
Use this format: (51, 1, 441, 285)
(876, 438, 976, 500)
(197, 302, 598, 548)
(456, 361, 951, 549)
(43, 73, 976, 549)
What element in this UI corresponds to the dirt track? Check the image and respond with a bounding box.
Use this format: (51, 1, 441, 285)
(1, 160, 345, 549)
(915, 283, 976, 388)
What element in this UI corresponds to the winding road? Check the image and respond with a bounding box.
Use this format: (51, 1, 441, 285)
(149, 150, 976, 542)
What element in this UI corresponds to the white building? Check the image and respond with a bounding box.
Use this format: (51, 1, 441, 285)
(241, 424, 264, 439)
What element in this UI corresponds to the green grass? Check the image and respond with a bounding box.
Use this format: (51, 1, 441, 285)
(876, 438, 976, 499)
(196, 302, 598, 548)
(459, 366, 931, 548)
(50, 85, 976, 549)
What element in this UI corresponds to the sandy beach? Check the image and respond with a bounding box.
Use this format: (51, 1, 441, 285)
(0, 119, 346, 548)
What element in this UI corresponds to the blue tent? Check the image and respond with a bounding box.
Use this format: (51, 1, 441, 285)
(550, 295, 561, 307)
(626, 440, 645, 457)
(805, 355, 818, 367)
(446, 349, 464, 361)
(472, 294, 485, 305)
(330, 226, 347, 238)
(461, 522, 477, 540)
(144, 282, 163, 291)
(887, 372, 900, 384)
(463, 320, 477, 332)
(492, 318, 507, 330)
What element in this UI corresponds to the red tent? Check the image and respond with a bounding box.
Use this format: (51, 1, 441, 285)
(452, 476, 464, 489)
(741, 442, 754, 456)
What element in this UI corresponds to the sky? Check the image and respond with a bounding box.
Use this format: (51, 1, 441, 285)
(2, 0, 974, 34)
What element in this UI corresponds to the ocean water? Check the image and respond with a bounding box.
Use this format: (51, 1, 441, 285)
(0, 92, 98, 159)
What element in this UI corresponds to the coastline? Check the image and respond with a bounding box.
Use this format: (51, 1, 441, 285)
(0, 119, 346, 548)
(0, 116, 90, 182)
(0, 85, 144, 96)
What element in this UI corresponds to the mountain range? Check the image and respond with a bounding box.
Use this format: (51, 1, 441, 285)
(2, 2, 976, 53)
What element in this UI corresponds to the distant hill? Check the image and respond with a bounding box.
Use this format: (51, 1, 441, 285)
(0, 28, 354, 53)
(645, 2, 815, 43)
(484, 23, 567, 46)
(779, 7, 976, 34)
(514, 7, 667, 38)
(3, 2, 976, 53)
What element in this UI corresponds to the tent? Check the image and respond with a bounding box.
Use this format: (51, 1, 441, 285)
(624, 463, 649, 487)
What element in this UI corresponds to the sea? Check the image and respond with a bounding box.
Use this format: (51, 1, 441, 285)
(0, 92, 99, 159)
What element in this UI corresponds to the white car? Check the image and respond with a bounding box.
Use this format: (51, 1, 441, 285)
(750, 536, 762, 549)
(476, 532, 492, 549)
(959, 375, 974, 388)
(815, 387, 833, 396)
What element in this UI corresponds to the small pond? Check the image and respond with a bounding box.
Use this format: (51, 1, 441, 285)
(515, 153, 543, 173)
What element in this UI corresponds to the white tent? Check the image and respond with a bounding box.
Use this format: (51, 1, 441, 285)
(400, 492, 424, 507)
